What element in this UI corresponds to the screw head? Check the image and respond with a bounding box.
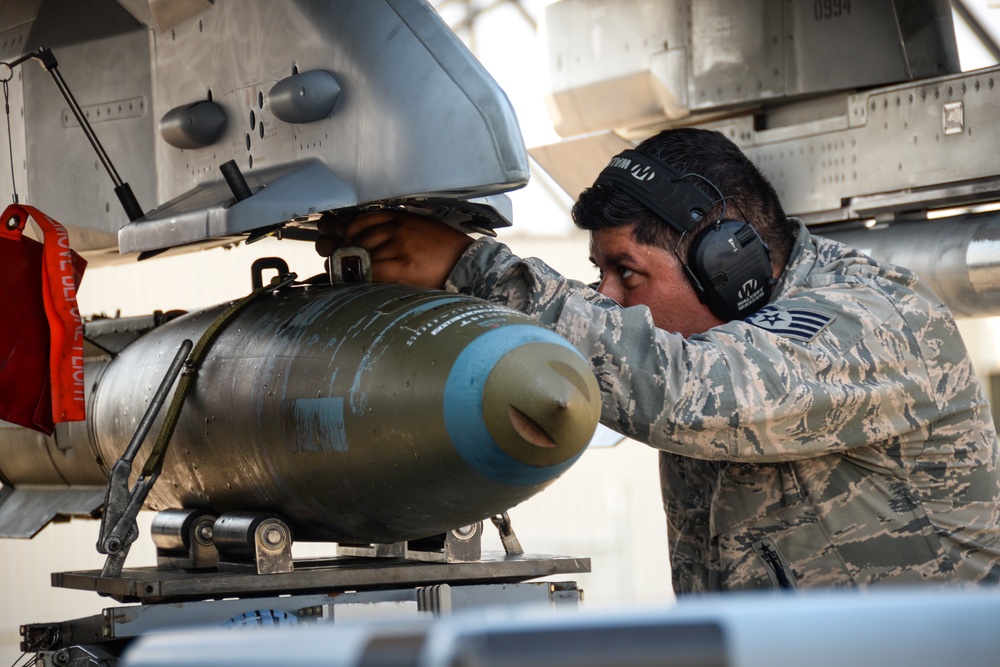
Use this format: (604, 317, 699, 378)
(453, 524, 478, 539)
(195, 522, 214, 545)
(264, 527, 284, 546)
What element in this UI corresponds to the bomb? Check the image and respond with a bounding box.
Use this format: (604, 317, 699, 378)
(0, 282, 601, 544)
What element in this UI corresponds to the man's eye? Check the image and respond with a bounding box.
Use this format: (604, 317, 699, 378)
(619, 267, 635, 280)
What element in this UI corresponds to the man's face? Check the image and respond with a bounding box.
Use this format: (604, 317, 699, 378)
(589, 225, 724, 337)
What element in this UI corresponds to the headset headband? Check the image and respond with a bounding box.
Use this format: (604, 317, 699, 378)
(593, 149, 716, 235)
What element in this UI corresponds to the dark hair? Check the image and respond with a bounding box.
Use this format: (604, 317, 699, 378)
(572, 128, 794, 269)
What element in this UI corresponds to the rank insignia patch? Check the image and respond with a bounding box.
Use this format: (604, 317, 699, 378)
(746, 305, 834, 342)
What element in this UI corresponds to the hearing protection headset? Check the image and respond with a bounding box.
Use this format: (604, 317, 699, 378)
(594, 148, 774, 321)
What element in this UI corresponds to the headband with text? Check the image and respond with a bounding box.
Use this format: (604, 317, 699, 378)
(593, 149, 717, 235)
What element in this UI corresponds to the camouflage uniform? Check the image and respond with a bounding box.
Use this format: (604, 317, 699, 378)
(446, 219, 1000, 592)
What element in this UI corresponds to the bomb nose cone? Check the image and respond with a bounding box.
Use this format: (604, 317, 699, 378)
(442, 324, 601, 487)
(483, 343, 601, 467)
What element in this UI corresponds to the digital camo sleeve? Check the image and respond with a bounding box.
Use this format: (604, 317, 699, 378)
(445, 237, 950, 463)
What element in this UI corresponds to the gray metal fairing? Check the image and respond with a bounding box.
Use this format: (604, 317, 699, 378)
(0, 0, 528, 260)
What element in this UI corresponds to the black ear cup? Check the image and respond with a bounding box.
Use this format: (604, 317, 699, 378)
(686, 220, 773, 321)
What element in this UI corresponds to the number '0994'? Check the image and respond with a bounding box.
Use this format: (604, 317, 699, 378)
(815, 0, 851, 20)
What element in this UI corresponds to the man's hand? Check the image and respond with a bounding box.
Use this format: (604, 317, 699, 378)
(315, 209, 475, 290)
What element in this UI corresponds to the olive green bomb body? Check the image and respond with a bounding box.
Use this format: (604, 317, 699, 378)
(0, 283, 601, 543)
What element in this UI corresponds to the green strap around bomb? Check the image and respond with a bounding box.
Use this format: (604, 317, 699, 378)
(139, 273, 298, 478)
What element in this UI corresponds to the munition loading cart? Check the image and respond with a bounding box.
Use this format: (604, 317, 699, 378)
(22, 508, 589, 667)
(12, 260, 598, 665)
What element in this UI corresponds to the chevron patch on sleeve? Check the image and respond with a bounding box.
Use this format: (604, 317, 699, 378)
(745, 305, 834, 342)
